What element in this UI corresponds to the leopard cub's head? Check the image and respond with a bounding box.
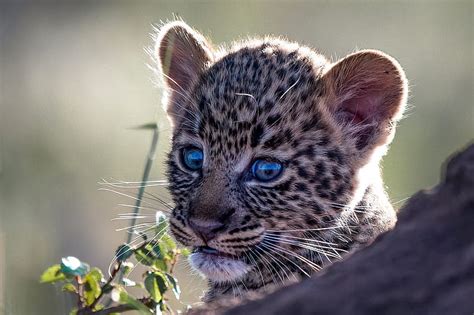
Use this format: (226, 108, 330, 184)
(155, 21, 407, 284)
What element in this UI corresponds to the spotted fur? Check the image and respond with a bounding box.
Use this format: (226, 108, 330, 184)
(155, 21, 408, 302)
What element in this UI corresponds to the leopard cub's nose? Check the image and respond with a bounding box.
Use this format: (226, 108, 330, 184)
(188, 218, 226, 243)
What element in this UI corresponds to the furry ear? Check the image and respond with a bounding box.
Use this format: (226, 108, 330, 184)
(155, 21, 214, 124)
(322, 50, 408, 153)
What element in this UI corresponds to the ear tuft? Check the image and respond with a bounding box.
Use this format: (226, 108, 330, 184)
(155, 21, 214, 124)
(322, 50, 408, 151)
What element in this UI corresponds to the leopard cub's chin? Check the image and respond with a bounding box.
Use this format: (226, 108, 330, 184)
(189, 248, 251, 283)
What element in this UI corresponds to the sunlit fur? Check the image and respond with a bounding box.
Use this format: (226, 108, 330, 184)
(189, 252, 251, 283)
(155, 21, 408, 302)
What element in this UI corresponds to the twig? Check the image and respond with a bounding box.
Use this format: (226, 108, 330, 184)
(86, 261, 122, 312)
(76, 276, 85, 309)
(119, 125, 160, 281)
(80, 298, 152, 315)
(89, 304, 135, 315)
(169, 252, 179, 274)
(101, 125, 160, 310)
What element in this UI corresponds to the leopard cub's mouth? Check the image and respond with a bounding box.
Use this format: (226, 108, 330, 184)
(189, 245, 251, 283)
(192, 246, 238, 259)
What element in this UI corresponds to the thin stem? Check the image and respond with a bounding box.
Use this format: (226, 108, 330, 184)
(80, 298, 153, 315)
(126, 126, 160, 244)
(76, 276, 85, 309)
(169, 252, 179, 274)
(102, 125, 160, 309)
(118, 126, 159, 282)
(89, 261, 122, 312)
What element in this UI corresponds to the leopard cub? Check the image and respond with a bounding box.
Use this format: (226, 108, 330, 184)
(155, 21, 408, 302)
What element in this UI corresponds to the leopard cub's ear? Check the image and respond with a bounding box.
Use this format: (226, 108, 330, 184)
(321, 50, 408, 154)
(155, 21, 214, 125)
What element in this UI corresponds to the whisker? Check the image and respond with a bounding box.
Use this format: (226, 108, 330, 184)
(243, 250, 266, 290)
(267, 225, 350, 233)
(98, 188, 159, 208)
(115, 222, 155, 232)
(391, 196, 411, 205)
(125, 222, 160, 237)
(257, 244, 292, 284)
(101, 178, 169, 184)
(235, 92, 257, 102)
(107, 230, 154, 276)
(99, 178, 169, 188)
(264, 232, 340, 246)
(264, 234, 345, 256)
(112, 214, 153, 221)
(327, 202, 373, 213)
(264, 236, 343, 260)
(279, 77, 301, 100)
(101, 184, 174, 211)
(143, 191, 174, 210)
(253, 245, 284, 285)
(260, 241, 313, 278)
(264, 241, 321, 272)
(116, 204, 166, 213)
(126, 223, 170, 276)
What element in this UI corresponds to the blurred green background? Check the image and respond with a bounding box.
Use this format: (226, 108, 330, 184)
(0, 1, 472, 314)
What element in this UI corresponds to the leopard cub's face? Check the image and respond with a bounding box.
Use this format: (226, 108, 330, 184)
(156, 21, 407, 286)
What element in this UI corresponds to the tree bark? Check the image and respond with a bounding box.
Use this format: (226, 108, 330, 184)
(194, 143, 474, 315)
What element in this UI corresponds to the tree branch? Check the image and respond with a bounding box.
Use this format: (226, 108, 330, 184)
(192, 143, 474, 315)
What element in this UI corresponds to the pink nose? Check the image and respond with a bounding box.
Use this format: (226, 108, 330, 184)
(188, 218, 225, 243)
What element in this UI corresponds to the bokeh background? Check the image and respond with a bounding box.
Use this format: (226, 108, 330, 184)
(0, 1, 472, 314)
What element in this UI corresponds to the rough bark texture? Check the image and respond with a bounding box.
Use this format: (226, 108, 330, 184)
(193, 143, 474, 315)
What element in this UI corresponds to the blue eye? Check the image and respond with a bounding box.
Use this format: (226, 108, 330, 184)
(182, 148, 203, 171)
(251, 159, 283, 182)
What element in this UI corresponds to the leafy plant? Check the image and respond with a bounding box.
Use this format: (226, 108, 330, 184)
(41, 236, 187, 314)
(40, 124, 189, 314)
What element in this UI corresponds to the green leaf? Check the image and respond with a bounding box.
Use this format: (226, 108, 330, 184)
(153, 259, 168, 272)
(88, 268, 104, 282)
(152, 246, 164, 259)
(145, 243, 164, 260)
(121, 262, 134, 276)
(144, 272, 161, 302)
(180, 247, 191, 257)
(115, 244, 133, 262)
(144, 271, 168, 302)
(69, 309, 78, 315)
(117, 290, 153, 315)
(134, 247, 155, 266)
(154, 212, 168, 239)
(40, 264, 66, 283)
(157, 235, 177, 263)
(161, 234, 176, 252)
(93, 303, 104, 311)
(83, 268, 103, 305)
(60, 257, 90, 277)
(62, 283, 77, 293)
(135, 244, 168, 271)
(160, 301, 169, 312)
(165, 274, 181, 299)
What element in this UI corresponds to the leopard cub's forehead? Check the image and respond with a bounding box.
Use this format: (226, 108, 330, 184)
(195, 41, 328, 115)
(177, 40, 330, 161)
